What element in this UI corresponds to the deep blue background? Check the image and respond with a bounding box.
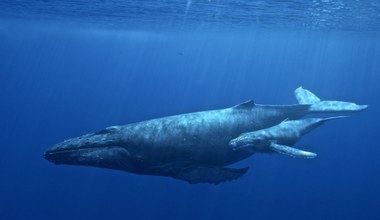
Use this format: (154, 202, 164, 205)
(0, 21, 380, 219)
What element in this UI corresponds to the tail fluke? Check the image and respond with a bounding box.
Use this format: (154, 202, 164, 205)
(295, 87, 368, 113)
(309, 101, 368, 112)
(295, 86, 321, 104)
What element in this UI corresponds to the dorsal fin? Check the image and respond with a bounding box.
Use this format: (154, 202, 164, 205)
(233, 100, 255, 110)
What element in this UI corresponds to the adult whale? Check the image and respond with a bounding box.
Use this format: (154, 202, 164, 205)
(44, 87, 367, 184)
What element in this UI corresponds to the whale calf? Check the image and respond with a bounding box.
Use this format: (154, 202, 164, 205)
(44, 87, 367, 184)
(229, 116, 347, 159)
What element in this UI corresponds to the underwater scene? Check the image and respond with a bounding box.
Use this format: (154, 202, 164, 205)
(1, 1, 380, 219)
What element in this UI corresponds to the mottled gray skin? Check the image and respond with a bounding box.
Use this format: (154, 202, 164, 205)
(44, 102, 311, 178)
(44, 87, 368, 183)
(229, 117, 345, 155)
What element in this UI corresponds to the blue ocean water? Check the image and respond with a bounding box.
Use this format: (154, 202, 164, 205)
(1, 1, 380, 219)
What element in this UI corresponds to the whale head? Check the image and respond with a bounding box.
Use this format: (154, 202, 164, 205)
(43, 126, 137, 172)
(229, 130, 272, 152)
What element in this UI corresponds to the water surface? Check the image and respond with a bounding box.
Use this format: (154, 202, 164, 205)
(0, 1, 379, 220)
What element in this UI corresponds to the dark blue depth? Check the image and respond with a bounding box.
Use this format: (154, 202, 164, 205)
(0, 2, 380, 219)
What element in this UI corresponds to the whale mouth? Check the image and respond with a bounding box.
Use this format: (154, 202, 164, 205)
(44, 147, 85, 164)
(44, 145, 132, 171)
(43, 126, 130, 167)
(44, 145, 128, 163)
(43, 129, 132, 170)
(44, 146, 108, 164)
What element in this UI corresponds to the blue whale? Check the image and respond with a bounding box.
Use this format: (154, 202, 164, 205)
(44, 87, 367, 184)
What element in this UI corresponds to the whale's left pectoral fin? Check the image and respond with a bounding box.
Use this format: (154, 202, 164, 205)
(270, 143, 317, 159)
(175, 166, 249, 184)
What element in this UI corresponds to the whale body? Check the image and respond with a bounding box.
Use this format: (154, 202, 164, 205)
(44, 87, 367, 184)
(229, 116, 347, 159)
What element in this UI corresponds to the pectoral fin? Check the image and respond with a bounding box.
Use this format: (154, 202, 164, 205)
(175, 166, 249, 184)
(270, 143, 317, 159)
